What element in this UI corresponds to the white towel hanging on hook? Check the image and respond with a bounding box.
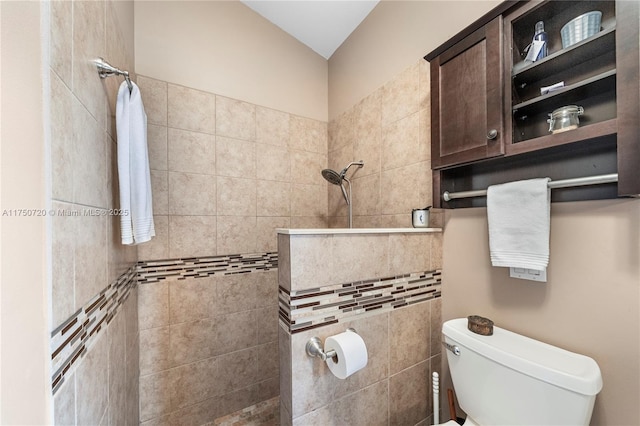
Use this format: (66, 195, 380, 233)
(116, 80, 155, 245)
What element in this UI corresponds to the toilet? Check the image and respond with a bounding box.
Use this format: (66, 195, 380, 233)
(441, 318, 603, 426)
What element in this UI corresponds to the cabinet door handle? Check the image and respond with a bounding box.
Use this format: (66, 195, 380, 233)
(487, 129, 498, 140)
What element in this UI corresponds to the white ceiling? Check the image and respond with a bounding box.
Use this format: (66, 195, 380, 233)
(241, 0, 380, 59)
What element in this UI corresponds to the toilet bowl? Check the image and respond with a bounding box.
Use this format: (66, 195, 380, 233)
(441, 318, 602, 426)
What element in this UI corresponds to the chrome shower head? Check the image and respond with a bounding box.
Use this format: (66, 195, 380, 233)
(322, 168, 349, 204)
(321, 168, 343, 186)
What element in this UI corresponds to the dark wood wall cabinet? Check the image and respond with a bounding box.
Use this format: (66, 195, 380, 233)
(425, 0, 640, 208)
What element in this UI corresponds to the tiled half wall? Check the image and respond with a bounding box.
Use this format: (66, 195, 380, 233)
(278, 230, 443, 426)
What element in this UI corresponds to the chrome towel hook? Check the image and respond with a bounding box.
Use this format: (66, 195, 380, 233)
(94, 57, 133, 93)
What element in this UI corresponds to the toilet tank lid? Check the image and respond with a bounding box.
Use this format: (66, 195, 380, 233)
(443, 318, 603, 396)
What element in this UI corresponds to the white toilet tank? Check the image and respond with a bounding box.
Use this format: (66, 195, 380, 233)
(443, 318, 603, 426)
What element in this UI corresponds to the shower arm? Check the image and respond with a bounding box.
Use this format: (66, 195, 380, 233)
(340, 161, 364, 179)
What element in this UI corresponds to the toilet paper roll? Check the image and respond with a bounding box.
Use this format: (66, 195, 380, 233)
(324, 330, 368, 379)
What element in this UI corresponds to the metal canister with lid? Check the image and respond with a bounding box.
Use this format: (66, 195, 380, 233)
(548, 105, 584, 134)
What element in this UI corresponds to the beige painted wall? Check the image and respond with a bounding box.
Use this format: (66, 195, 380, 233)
(134, 1, 328, 121)
(328, 0, 501, 119)
(0, 1, 50, 423)
(442, 199, 640, 425)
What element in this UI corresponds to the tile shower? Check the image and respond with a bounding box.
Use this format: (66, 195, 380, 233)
(48, 0, 440, 420)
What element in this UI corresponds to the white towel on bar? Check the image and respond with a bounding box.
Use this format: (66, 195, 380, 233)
(116, 80, 155, 245)
(487, 178, 551, 270)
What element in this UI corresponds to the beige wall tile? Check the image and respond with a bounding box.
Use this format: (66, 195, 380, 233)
(50, 71, 74, 201)
(256, 217, 290, 252)
(257, 144, 290, 182)
(51, 202, 76, 327)
(148, 124, 168, 171)
(332, 234, 389, 284)
(217, 348, 258, 394)
(290, 115, 327, 154)
(168, 84, 215, 133)
(216, 216, 256, 255)
(166, 396, 220, 426)
(53, 374, 75, 425)
(139, 326, 171, 376)
(389, 302, 431, 375)
(290, 216, 328, 229)
(431, 233, 443, 270)
(169, 319, 216, 367)
(279, 327, 293, 414)
(75, 213, 107, 308)
(214, 310, 256, 355)
(354, 90, 382, 178)
(168, 172, 215, 216)
(289, 235, 332, 291)
(382, 62, 420, 126)
(137, 76, 168, 126)
(72, 0, 106, 130)
(73, 101, 107, 208)
(50, 0, 72, 87)
(352, 174, 380, 217)
(76, 332, 109, 426)
(327, 109, 354, 153)
(254, 341, 279, 382)
(389, 360, 430, 426)
(380, 162, 431, 215)
(216, 273, 257, 315)
(278, 234, 291, 291)
(292, 380, 388, 426)
(382, 111, 423, 171)
(216, 136, 256, 179)
(217, 176, 256, 216)
(291, 183, 327, 218)
(108, 310, 127, 426)
(388, 233, 432, 275)
(257, 106, 289, 147)
(291, 150, 327, 186)
(254, 306, 279, 345)
(169, 277, 217, 324)
(137, 215, 169, 260)
(257, 180, 290, 217)
(254, 269, 278, 309)
(140, 369, 172, 422)
(168, 215, 217, 258)
(138, 281, 169, 330)
(170, 357, 219, 411)
(430, 298, 442, 357)
(150, 170, 168, 215)
(419, 107, 432, 163)
(419, 58, 431, 111)
(216, 96, 256, 141)
(168, 128, 215, 174)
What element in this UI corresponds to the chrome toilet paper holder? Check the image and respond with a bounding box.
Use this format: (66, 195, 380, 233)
(305, 328, 357, 361)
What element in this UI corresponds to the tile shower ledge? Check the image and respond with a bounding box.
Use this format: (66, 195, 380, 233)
(276, 227, 442, 235)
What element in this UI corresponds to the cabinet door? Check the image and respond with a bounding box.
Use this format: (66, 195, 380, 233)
(431, 16, 504, 169)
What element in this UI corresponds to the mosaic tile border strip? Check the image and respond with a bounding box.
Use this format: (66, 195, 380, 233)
(278, 270, 441, 334)
(137, 252, 278, 283)
(51, 251, 278, 394)
(50, 265, 137, 395)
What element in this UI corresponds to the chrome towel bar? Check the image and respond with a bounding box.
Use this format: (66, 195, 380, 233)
(443, 173, 619, 202)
